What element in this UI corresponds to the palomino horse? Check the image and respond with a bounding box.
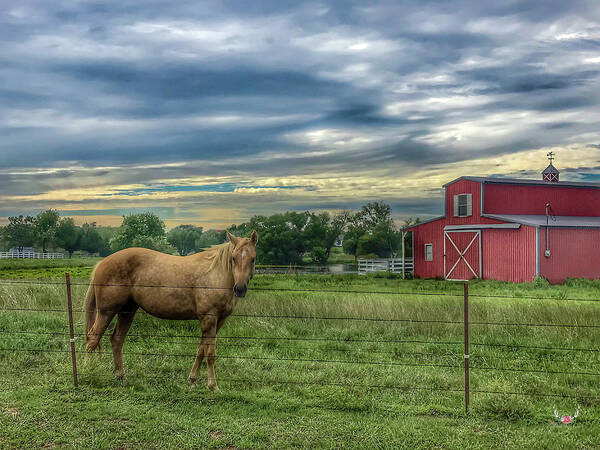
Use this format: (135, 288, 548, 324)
(84, 231, 257, 393)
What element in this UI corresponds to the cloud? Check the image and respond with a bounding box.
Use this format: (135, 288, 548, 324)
(1, 0, 600, 226)
(102, 183, 310, 196)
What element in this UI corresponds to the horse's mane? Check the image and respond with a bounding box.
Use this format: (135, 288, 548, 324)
(201, 242, 233, 274)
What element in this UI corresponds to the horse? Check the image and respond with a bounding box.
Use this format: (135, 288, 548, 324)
(84, 231, 258, 393)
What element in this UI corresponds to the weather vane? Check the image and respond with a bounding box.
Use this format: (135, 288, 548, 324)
(547, 151, 555, 164)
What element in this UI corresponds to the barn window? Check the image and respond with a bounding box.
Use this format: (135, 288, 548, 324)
(424, 244, 433, 261)
(454, 194, 472, 217)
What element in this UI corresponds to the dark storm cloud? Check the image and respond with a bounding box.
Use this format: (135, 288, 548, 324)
(463, 68, 600, 95)
(1, 0, 600, 220)
(53, 62, 350, 102)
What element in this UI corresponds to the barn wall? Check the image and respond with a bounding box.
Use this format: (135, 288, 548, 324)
(412, 218, 445, 279)
(411, 220, 536, 282)
(411, 179, 505, 279)
(539, 228, 600, 283)
(445, 180, 505, 225)
(484, 184, 600, 216)
(481, 226, 536, 283)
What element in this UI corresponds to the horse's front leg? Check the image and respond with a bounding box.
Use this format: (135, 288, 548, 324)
(188, 315, 219, 391)
(204, 319, 220, 393)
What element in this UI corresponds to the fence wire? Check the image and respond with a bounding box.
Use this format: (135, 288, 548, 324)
(2, 344, 600, 378)
(1, 276, 599, 410)
(4, 278, 600, 303)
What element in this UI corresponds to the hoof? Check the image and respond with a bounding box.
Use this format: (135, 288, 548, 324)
(208, 383, 221, 394)
(188, 377, 197, 385)
(114, 370, 125, 380)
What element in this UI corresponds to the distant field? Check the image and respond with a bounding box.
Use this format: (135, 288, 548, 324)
(0, 257, 102, 269)
(1, 260, 599, 448)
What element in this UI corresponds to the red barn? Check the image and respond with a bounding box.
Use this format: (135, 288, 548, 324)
(404, 162, 600, 283)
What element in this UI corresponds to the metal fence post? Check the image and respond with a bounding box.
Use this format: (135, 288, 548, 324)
(66, 272, 78, 387)
(464, 282, 469, 414)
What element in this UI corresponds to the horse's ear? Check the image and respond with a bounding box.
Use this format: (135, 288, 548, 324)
(226, 231, 239, 246)
(250, 230, 259, 245)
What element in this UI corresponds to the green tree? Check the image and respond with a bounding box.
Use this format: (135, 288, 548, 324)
(235, 212, 310, 265)
(230, 210, 350, 265)
(308, 246, 327, 264)
(358, 202, 393, 230)
(343, 202, 400, 259)
(0, 226, 9, 251)
(55, 218, 81, 258)
(167, 225, 203, 256)
(35, 209, 60, 252)
(195, 229, 227, 249)
(94, 225, 118, 256)
(4, 215, 36, 251)
(109, 213, 173, 253)
(227, 222, 250, 239)
(323, 211, 351, 259)
(302, 213, 329, 258)
(342, 214, 367, 261)
(403, 217, 421, 227)
(399, 218, 421, 257)
(356, 223, 401, 258)
(80, 223, 110, 256)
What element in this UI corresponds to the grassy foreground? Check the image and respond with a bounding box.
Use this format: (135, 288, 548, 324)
(1, 261, 600, 448)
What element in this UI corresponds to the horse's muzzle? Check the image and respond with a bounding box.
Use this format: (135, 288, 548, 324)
(233, 285, 247, 298)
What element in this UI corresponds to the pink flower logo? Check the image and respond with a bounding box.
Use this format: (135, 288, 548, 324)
(554, 407, 580, 425)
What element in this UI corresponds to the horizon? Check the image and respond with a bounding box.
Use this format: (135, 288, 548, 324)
(2, 1, 600, 228)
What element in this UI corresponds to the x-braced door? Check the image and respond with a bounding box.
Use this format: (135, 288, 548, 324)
(444, 230, 481, 280)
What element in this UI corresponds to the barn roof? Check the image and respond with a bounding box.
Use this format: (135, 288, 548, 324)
(542, 164, 560, 174)
(484, 214, 600, 228)
(443, 176, 600, 189)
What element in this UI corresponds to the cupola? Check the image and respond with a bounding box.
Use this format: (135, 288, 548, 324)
(542, 152, 559, 182)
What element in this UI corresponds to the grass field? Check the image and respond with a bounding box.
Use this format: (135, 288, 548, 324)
(1, 258, 599, 448)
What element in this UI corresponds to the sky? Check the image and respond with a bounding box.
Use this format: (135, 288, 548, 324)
(1, 1, 600, 229)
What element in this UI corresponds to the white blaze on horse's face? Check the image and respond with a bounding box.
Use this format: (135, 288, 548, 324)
(227, 231, 258, 298)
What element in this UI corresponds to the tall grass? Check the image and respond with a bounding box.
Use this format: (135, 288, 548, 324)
(1, 270, 599, 448)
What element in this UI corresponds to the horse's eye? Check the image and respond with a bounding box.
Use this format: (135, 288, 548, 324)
(232, 257, 236, 264)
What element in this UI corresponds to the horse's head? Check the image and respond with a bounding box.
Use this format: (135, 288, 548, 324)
(226, 230, 258, 298)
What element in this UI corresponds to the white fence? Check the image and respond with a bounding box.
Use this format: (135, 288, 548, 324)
(358, 258, 413, 275)
(0, 251, 64, 259)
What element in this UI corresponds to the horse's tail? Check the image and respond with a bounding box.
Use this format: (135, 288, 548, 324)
(84, 265, 100, 352)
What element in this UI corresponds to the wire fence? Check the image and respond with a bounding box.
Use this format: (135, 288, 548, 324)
(1, 275, 599, 413)
(3, 304, 600, 330)
(3, 345, 600, 377)
(4, 277, 600, 302)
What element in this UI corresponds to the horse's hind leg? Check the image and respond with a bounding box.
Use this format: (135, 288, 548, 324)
(188, 347, 204, 384)
(111, 304, 138, 379)
(188, 333, 207, 385)
(86, 310, 116, 354)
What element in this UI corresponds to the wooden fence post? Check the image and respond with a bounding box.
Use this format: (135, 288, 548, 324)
(66, 272, 78, 387)
(464, 282, 469, 414)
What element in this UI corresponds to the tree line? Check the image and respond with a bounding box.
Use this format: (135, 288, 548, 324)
(1, 202, 419, 263)
(0, 211, 226, 258)
(229, 202, 419, 264)
(0, 210, 113, 257)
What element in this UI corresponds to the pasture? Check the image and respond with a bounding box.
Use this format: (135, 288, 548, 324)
(1, 259, 599, 448)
